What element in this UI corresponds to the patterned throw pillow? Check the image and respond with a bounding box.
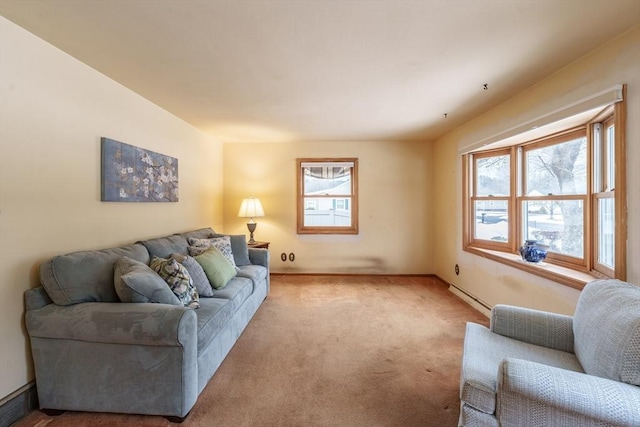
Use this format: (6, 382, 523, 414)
(187, 244, 208, 257)
(170, 253, 214, 297)
(212, 234, 250, 266)
(187, 237, 212, 257)
(188, 237, 237, 268)
(149, 256, 200, 308)
(209, 236, 237, 268)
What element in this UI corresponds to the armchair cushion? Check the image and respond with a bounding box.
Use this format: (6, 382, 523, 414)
(461, 323, 583, 414)
(497, 358, 640, 426)
(573, 279, 640, 385)
(491, 304, 574, 353)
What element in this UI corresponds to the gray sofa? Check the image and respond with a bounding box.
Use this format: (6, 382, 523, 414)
(25, 227, 269, 422)
(459, 279, 640, 427)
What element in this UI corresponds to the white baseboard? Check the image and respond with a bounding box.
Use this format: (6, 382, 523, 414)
(448, 284, 492, 318)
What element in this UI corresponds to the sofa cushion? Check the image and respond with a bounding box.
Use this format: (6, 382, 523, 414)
(40, 243, 150, 305)
(209, 277, 254, 312)
(573, 279, 640, 386)
(461, 323, 583, 414)
(212, 234, 251, 266)
(194, 247, 237, 289)
(181, 228, 216, 241)
(114, 257, 181, 305)
(236, 264, 267, 287)
(139, 234, 188, 259)
(149, 257, 200, 309)
(171, 253, 214, 297)
(196, 298, 235, 353)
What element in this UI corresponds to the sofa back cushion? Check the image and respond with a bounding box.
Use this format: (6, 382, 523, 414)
(40, 243, 150, 305)
(139, 234, 189, 259)
(573, 279, 640, 385)
(181, 228, 216, 242)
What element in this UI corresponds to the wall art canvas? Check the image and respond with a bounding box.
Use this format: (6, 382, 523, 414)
(101, 137, 179, 202)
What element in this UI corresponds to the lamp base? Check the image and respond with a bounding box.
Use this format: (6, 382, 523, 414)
(246, 221, 257, 244)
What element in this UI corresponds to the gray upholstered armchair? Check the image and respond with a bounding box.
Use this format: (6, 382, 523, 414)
(459, 279, 640, 427)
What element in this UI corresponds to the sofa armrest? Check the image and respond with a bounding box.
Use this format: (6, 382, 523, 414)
(26, 302, 196, 347)
(490, 304, 574, 353)
(248, 247, 269, 268)
(25, 286, 53, 311)
(497, 358, 640, 426)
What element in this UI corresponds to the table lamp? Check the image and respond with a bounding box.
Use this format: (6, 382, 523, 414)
(237, 196, 265, 244)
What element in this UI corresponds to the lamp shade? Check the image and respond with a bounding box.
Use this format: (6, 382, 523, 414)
(238, 197, 265, 218)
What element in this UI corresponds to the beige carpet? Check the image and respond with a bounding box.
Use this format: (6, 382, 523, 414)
(15, 275, 488, 427)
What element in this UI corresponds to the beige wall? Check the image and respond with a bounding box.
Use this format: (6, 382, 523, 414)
(0, 18, 224, 400)
(223, 140, 434, 274)
(433, 25, 640, 315)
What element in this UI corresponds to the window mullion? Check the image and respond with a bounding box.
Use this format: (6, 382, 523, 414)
(511, 146, 519, 253)
(614, 93, 627, 279)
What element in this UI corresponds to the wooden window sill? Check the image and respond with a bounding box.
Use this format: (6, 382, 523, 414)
(464, 247, 605, 290)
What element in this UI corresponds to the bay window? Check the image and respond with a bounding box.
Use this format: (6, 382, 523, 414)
(463, 100, 626, 289)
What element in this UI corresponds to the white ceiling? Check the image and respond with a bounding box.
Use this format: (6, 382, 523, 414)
(1, 0, 639, 143)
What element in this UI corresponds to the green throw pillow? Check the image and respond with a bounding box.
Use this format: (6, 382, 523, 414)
(194, 246, 237, 289)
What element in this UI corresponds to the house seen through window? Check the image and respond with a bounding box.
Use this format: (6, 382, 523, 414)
(297, 158, 358, 234)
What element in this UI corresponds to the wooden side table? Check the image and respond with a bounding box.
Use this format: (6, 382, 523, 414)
(247, 241, 270, 249)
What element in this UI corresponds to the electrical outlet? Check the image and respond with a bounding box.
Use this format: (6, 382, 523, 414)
(455, 264, 460, 275)
(289, 253, 295, 262)
(281, 253, 287, 262)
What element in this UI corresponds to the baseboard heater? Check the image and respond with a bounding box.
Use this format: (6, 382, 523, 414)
(449, 282, 492, 311)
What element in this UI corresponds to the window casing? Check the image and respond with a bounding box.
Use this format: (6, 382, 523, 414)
(297, 158, 358, 234)
(463, 102, 626, 288)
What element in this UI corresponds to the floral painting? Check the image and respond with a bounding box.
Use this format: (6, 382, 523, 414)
(101, 138, 178, 202)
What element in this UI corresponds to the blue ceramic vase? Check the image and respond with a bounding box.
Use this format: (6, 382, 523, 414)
(519, 239, 548, 263)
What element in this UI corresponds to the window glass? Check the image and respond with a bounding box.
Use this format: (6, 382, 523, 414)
(303, 165, 351, 196)
(525, 136, 587, 195)
(522, 199, 583, 258)
(598, 198, 615, 267)
(606, 124, 615, 191)
(474, 200, 508, 242)
(476, 155, 510, 196)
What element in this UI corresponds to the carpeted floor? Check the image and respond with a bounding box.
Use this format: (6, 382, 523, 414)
(15, 275, 488, 427)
